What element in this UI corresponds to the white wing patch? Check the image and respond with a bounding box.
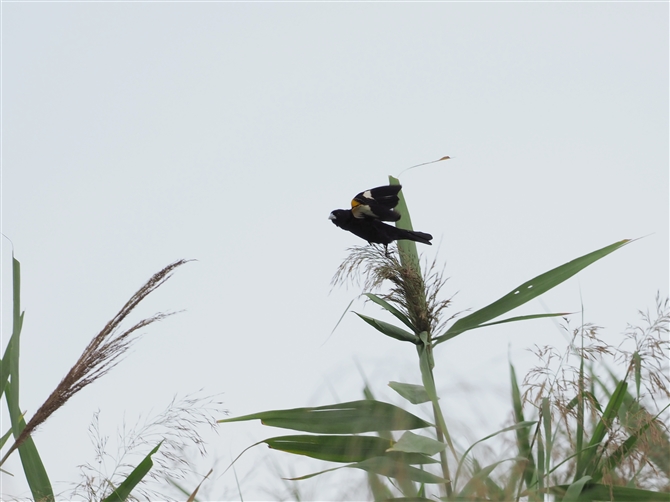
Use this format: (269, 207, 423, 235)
(352, 205, 376, 219)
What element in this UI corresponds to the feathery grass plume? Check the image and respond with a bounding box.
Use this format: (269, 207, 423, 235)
(331, 244, 454, 336)
(520, 296, 670, 491)
(0, 259, 190, 467)
(69, 391, 225, 501)
(615, 292, 670, 406)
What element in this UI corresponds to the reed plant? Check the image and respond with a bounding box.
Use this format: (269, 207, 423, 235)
(221, 178, 669, 501)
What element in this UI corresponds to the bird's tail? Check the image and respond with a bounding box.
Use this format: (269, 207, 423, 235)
(397, 228, 433, 245)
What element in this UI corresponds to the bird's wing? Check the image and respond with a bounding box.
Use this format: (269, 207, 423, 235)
(351, 185, 402, 221)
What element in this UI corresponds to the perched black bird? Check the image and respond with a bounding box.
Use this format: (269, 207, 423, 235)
(329, 185, 433, 253)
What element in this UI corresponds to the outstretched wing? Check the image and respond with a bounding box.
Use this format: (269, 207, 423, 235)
(351, 185, 402, 221)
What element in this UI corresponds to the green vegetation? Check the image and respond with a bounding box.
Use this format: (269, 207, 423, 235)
(220, 179, 669, 501)
(1, 182, 668, 500)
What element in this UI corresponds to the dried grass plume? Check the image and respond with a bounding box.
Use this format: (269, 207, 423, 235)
(0, 259, 190, 467)
(332, 245, 454, 336)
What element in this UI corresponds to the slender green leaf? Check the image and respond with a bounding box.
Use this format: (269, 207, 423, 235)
(364, 293, 415, 332)
(483, 476, 507, 502)
(354, 456, 448, 484)
(582, 484, 670, 502)
(510, 363, 536, 490)
(286, 464, 346, 481)
(560, 475, 591, 501)
(598, 369, 670, 476)
(0, 323, 18, 401)
(388, 381, 431, 405)
(102, 442, 162, 502)
(326, 296, 356, 343)
(388, 176, 421, 273)
(580, 379, 628, 478)
(387, 452, 441, 465)
(438, 239, 631, 342)
(186, 468, 212, 502)
(537, 423, 545, 493)
(566, 391, 603, 413)
(435, 313, 571, 345)
(591, 421, 648, 484)
(574, 340, 586, 478)
(454, 421, 536, 487)
(633, 351, 641, 399)
(355, 313, 419, 344)
(3, 398, 52, 502)
(219, 400, 432, 433)
(548, 482, 670, 501)
(474, 312, 571, 329)
(264, 434, 392, 463)
(380, 498, 433, 502)
(368, 471, 394, 502)
(459, 458, 524, 499)
(542, 397, 552, 477)
(287, 454, 442, 484)
(0, 425, 13, 450)
(5, 255, 53, 501)
(388, 431, 446, 456)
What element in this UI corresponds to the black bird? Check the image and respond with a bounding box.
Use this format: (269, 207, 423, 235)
(329, 185, 433, 253)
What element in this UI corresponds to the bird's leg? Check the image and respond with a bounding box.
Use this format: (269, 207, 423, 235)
(384, 244, 389, 257)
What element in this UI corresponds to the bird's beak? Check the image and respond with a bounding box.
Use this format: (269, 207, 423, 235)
(328, 212, 336, 221)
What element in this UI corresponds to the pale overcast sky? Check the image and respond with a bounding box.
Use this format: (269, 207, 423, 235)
(2, 2, 668, 500)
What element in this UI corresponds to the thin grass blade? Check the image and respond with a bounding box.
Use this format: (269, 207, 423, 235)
(4, 255, 53, 500)
(388, 176, 422, 274)
(353, 456, 448, 484)
(102, 442, 161, 502)
(454, 421, 536, 487)
(368, 470, 394, 501)
(510, 363, 536, 491)
(542, 397, 553, 478)
(548, 483, 670, 501)
(574, 347, 586, 478)
(263, 434, 392, 463)
(364, 293, 415, 332)
(0, 425, 13, 450)
(599, 369, 670, 476)
(435, 312, 571, 345)
(438, 239, 631, 341)
(459, 458, 524, 499)
(388, 381, 431, 405)
(219, 400, 432, 433)
(355, 313, 419, 344)
(388, 431, 446, 456)
(537, 422, 545, 494)
(580, 379, 628, 478)
(633, 351, 642, 399)
(560, 475, 591, 501)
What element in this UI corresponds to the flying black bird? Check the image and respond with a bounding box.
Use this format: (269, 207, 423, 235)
(329, 185, 433, 253)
